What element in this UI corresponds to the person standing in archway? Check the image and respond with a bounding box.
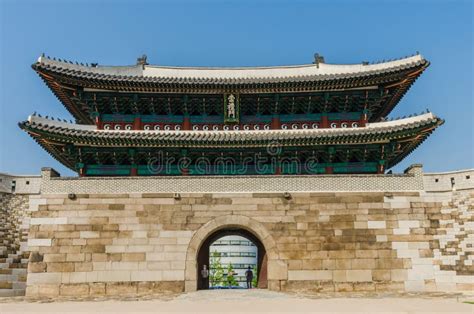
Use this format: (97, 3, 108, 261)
(245, 266, 253, 289)
(201, 265, 209, 289)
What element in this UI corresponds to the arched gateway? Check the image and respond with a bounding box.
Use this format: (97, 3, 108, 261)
(185, 215, 278, 292)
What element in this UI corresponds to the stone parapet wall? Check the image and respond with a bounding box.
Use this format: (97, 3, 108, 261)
(0, 173, 41, 194)
(24, 190, 473, 297)
(423, 169, 474, 192)
(39, 165, 424, 194)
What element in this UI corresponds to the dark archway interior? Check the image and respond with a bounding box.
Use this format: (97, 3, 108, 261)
(197, 228, 268, 290)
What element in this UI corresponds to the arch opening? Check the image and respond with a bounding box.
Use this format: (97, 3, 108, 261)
(197, 228, 268, 290)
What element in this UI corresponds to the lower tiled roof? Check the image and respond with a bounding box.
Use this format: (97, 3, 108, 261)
(19, 113, 442, 148)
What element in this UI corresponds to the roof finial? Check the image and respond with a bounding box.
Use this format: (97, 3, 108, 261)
(137, 54, 148, 69)
(313, 53, 325, 68)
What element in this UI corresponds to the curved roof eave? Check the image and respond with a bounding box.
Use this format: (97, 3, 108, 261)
(33, 54, 427, 84)
(20, 112, 443, 146)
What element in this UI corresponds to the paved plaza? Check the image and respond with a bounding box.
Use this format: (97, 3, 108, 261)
(1, 290, 473, 313)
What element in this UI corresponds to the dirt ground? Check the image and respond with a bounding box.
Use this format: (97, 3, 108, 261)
(1, 289, 472, 313)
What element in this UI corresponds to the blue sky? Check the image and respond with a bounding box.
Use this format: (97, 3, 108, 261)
(0, 0, 472, 176)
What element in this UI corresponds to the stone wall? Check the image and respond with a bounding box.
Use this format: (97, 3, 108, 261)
(0, 173, 41, 194)
(0, 193, 32, 296)
(25, 188, 473, 297)
(423, 169, 474, 192)
(39, 165, 424, 194)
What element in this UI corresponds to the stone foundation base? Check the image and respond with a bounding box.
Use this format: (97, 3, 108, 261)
(26, 281, 184, 297)
(281, 280, 406, 293)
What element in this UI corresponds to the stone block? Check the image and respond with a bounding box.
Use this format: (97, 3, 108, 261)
(59, 283, 90, 296)
(404, 280, 425, 291)
(47, 262, 75, 273)
(122, 253, 146, 262)
(354, 221, 368, 229)
(66, 253, 85, 262)
(89, 282, 106, 295)
(367, 221, 386, 229)
(351, 259, 376, 270)
(335, 282, 353, 292)
(106, 282, 137, 296)
(268, 260, 288, 280)
(302, 259, 322, 270)
(97, 270, 131, 282)
(333, 270, 347, 282)
(28, 239, 52, 247)
(131, 270, 163, 281)
(27, 272, 62, 285)
(37, 284, 60, 297)
(372, 270, 391, 281)
(335, 259, 351, 270)
(31, 217, 68, 225)
(162, 270, 185, 281)
(346, 270, 372, 282)
(267, 280, 281, 291)
(92, 253, 107, 262)
(80, 231, 100, 239)
(171, 261, 186, 270)
(25, 286, 39, 297)
(75, 262, 93, 272)
(391, 269, 408, 281)
(184, 280, 197, 292)
(28, 262, 46, 273)
(288, 270, 332, 281)
(353, 282, 376, 291)
(329, 250, 355, 259)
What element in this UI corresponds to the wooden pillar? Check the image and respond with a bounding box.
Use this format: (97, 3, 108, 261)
(359, 109, 368, 127)
(76, 163, 86, 177)
(180, 149, 189, 176)
(133, 117, 142, 130)
(271, 115, 281, 129)
(326, 146, 335, 174)
(321, 113, 329, 128)
(182, 114, 191, 130)
(95, 116, 103, 130)
(274, 159, 281, 175)
(130, 164, 138, 176)
(377, 160, 385, 174)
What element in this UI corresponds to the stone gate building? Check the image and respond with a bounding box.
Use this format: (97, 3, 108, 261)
(0, 53, 472, 297)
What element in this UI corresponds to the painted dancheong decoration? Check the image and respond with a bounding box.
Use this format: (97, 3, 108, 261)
(19, 53, 443, 176)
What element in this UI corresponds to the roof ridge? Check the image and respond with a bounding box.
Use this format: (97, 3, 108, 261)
(35, 54, 426, 78)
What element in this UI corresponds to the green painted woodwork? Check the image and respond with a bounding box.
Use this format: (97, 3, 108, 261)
(75, 89, 386, 122)
(101, 112, 361, 124)
(82, 161, 378, 176)
(85, 165, 130, 176)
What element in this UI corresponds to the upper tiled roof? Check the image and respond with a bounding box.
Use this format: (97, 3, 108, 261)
(33, 54, 427, 85)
